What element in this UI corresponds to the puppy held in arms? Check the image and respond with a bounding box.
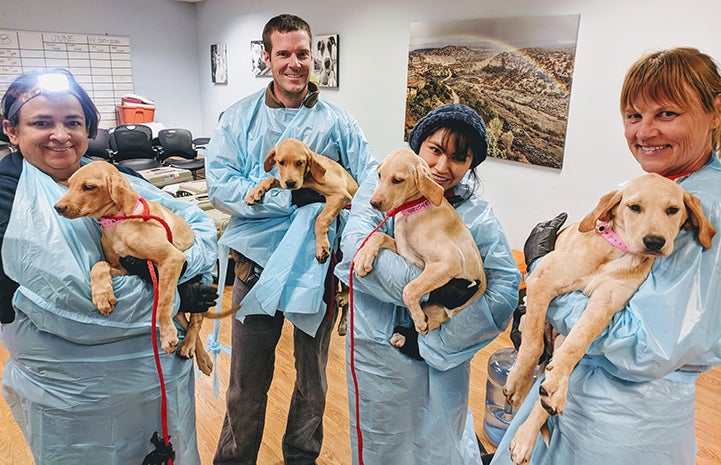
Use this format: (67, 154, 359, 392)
(54, 161, 236, 375)
(503, 173, 716, 465)
(246, 138, 359, 264)
(353, 148, 487, 337)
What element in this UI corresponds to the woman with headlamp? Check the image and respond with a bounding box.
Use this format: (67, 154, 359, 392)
(0, 69, 217, 464)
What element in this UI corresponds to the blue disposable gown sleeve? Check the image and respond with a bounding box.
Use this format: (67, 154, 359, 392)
(336, 175, 520, 371)
(204, 98, 294, 220)
(544, 167, 721, 381)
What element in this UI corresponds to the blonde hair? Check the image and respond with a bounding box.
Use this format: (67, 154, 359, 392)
(621, 47, 721, 152)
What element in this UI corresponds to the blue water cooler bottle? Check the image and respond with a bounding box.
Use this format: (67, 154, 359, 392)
(483, 347, 518, 446)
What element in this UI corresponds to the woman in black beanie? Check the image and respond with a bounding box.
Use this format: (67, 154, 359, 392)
(335, 103, 520, 464)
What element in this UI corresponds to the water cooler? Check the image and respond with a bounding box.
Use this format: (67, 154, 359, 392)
(483, 347, 519, 446)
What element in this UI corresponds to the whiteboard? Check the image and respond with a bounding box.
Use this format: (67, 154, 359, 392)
(0, 29, 133, 128)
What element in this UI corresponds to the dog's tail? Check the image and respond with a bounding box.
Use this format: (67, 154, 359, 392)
(201, 304, 242, 319)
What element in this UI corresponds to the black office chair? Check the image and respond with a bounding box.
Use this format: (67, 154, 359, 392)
(157, 128, 207, 179)
(110, 124, 162, 171)
(86, 127, 113, 162)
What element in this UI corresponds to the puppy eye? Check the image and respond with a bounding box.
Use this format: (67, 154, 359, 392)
(82, 184, 95, 192)
(667, 206, 679, 215)
(278, 160, 285, 166)
(391, 177, 403, 184)
(629, 204, 641, 212)
(296, 161, 303, 167)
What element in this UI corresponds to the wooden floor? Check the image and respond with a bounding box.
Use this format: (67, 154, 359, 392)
(2, 286, 721, 464)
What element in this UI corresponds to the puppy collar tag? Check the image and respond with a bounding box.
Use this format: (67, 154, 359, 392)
(596, 220, 632, 253)
(390, 197, 433, 217)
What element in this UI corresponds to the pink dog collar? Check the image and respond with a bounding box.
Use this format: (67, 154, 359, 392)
(98, 199, 144, 228)
(398, 198, 433, 216)
(595, 220, 632, 253)
(387, 197, 434, 217)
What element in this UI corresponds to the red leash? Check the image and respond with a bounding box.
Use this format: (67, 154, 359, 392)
(147, 260, 175, 465)
(103, 198, 176, 464)
(100, 198, 174, 243)
(348, 199, 420, 465)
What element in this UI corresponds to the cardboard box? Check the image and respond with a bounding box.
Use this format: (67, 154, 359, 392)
(176, 180, 208, 196)
(204, 208, 230, 238)
(116, 104, 155, 125)
(183, 193, 213, 211)
(136, 166, 193, 187)
(174, 192, 230, 238)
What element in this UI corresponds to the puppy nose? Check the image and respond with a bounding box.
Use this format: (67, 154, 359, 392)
(54, 204, 67, 214)
(643, 235, 666, 252)
(285, 180, 297, 189)
(370, 199, 382, 210)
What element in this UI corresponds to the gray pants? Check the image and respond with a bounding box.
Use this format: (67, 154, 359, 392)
(213, 277, 338, 465)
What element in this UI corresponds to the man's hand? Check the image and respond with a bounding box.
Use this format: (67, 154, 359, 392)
(390, 325, 424, 361)
(291, 187, 325, 207)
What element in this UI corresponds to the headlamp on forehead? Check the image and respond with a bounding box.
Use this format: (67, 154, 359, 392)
(7, 72, 75, 120)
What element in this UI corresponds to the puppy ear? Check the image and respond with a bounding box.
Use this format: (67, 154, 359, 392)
(306, 150, 327, 183)
(578, 189, 622, 232)
(682, 191, 716, 249)
(108, 172, 138, 214)
(415, 164, 444, 206)
(264, 146, 277, 172)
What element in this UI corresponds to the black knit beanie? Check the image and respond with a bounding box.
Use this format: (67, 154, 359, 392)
(408, 103, 489, 168)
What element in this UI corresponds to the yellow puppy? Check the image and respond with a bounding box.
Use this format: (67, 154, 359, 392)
(353, 148, 486, 335)
(246, 137, 359, 264)
(504, 173, 716, 465)
(55, 162, 233, 375)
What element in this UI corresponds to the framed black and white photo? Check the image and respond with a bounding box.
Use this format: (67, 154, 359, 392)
(250, 40, 270, 77)
(313, 34, 339, 88)
(211, 43, 228, 84)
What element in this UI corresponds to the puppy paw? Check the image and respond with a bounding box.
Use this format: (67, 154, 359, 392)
(195, 350, 213, 376)
(539, 363, 569, 415)
(160, 324, 179, 355)
(412, 314, 429, 335)
(503, 365, 535, 409)
(352, 248, 376, 277)
(245, 187, 267, 205)
(177, 339, 195, 359)
(92, 290, 117, 316)
(509, 421, 538, 465)
(316, 241, 331, 264)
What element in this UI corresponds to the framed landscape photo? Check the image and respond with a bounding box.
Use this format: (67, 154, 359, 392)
(406, 15, 580, 169)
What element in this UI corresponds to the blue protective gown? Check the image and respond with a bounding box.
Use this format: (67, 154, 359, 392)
(491, 156, 721, 465)
(0, 157, 218, 464)
(205, 86, 377, 336)
(334, 175, 521, 465)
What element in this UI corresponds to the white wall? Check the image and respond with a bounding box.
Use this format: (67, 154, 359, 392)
(0, 0, 204, 136)
(194, 0, 721, 249)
